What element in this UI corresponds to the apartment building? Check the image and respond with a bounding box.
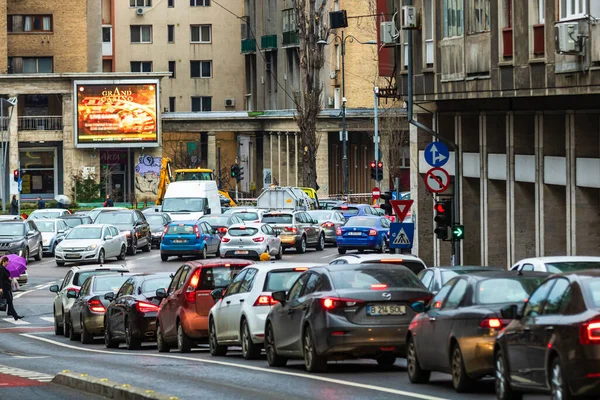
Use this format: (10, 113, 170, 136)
(379, 0, 600, 265)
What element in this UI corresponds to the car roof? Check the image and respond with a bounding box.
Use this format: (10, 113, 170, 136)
(89, 272, 135, 280)
(553, 269, 600, 280)
(59, 215, 86, 218)
(32, 209, 66, 212)
(98, 209, 134, 214)
(319, 262, 413, 273)
(430, 265, 502, 271)
(332, 254, 426, 264)
(0, 220, 25, 224)
(33, 218, 61, 223)
(167, 220, 200, 225)
(228, 223, 264, 229)
(461, 270, 550, 281)
(184, 259, 255, 268)
(335, 204, 369, 208)
(74, 224, 107, 228)
(244, 263, 319, 272)
(69, 264, 128, 272)
(517, 256, 600, 264)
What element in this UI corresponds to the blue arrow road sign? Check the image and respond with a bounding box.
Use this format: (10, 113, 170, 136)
(424, 142, 450, 168)
(389, 222, 414, 249)
(17, 178, 22, 193)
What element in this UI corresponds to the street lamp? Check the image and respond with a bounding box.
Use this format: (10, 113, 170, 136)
(318, 33, 376, 197)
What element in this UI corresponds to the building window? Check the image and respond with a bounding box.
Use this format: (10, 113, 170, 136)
(538, 0, 545, 23)
(169, 97, 176, 112)
(20, 57, 53, 73)
(468, 0, 490, 34)
(443, 0, 463, 37)
(102, 27, 111, 43)
(190, 0, 210, 6)
(130, 0, 152, 6)
(190, 60, 212, 78)
(190, 25, 211, 43)
(168, 0, 174, 6)
(334, 44, 341, 70)
(501, 0, 512, 57)
(130, 61, 153, 72)
(169, 61, 176, 78)
(282, 9, 297, 33)
(191, 97, 212, 112)
(19, 149, 56, 196)
(532, 0, 545, 55)
(130, 25, 152, 43)
(7, 15, 52, 33)
(560, 0, 585, 20)
(424, 0, 434, 65)
(168, 25, 175, 43)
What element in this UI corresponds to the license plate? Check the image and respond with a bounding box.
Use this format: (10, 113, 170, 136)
(173, 239, 187, 244)
(65, 254, 80, 259)
(348, 232, 362, 236)
(367, 304, 406, 316)
(235, 250, 248, 255)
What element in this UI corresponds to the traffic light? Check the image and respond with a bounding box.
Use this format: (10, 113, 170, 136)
(376, 161, 384, 181)
(13, 169, 19, 182)
(434, 200, 452, 240)
(379, 191, 393, 216)
(237, 166, 244, 182)
(369, 161, 376, 180)
(452, 224, 465, 241)
(230, 164, 239, 179)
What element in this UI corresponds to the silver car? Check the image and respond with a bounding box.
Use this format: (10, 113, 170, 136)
(34, 218, 71, 256)
(307, 210, 345, 245)
(55, 224, 127, 266)
(28, 209, 71, 219)
(220, 223, 282, 260)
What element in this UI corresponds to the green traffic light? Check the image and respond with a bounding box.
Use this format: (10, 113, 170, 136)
(452, 224, 464, 240)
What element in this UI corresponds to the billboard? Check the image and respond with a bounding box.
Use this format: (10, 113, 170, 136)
(74, 80, 160, 148)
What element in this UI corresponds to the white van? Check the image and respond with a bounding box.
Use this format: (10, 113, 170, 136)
(162, 181, 221, 221)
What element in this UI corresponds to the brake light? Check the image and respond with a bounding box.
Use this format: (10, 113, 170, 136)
(322, 222, 334, 228)
(136, 301, 159, 313)
(185, 269, 202, 303)
(382, 259, 404, 263)
(580, 320, 600, 345)
(217, 227, 228, 234)
(321, 297, 362, 309)
(87, 299, 106, 313)
(285, 227, 297, 234)
(66, 287, 80, 294)
(253, 295, 278, 306)
(194, 225, 200, 239)
(480, 318, 510, 329)
(336, 227, 342, 236)
(368, 229, 377, 236)
(294, 267, 308, 271)
(253, 237, 265, 242)
(221, 237, 231, 242)
(371, 284, 388, 290)
(341, 206, 348, 210)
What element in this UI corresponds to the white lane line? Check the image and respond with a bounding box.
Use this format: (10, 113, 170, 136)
(39, 317, 55, 323)
(2, 318, 30, 325)
(321, 253, 337, 259)
(14, 290, 36, 299)
(10, 356, 49, 359)
(21, 333, 448, 400)
(14, 280, 58, 299)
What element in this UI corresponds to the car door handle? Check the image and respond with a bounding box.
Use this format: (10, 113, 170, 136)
(226, 300, 231, 305)
(429, 317, 436, 322)
(545, 326, 554, 332)
(239, 299, 244, 303)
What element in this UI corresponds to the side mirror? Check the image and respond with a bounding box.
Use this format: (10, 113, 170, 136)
(104, 292, 115, 301)
(155, 288, 167, 299)
(66, 289, 78, 299)
(27, 230, 36, 236)
(501, 304, 520, 320)
(206, 208, 211, 215)
(49, 285, 59, 293)
(313, 220, 318, 224)
(210, 288, 223, 301)
(104, 236, 113, 241)
(58, 229, 65, 234)
(272, 290, 287, 304)
(411, 301, 425, 314)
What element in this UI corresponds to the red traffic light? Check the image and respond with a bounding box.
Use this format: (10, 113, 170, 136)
(369, 161, 376, 168)
(377, 161, 383, 168)
(13, 169, 19, 182)
(434, 203, 447, 213)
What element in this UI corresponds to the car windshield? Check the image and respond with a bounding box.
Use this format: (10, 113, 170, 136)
(31, 211, 61, 219)
(96, 212, 134, 225)
(141, 277, 172, 295)
(545, 262, 600, 273)
(63, 218, 84, 228)
(228, 227, 258, 236)
(262, 214, 293, 224)
(308, 211, 334, 221)
(477, 277, 545, 304)
(200, 216, 230, 226)
(35, 221, 56, 232)
(174, 171, 212, 181)
(66, 227, 103, 240)
(330, 268, 423, 290)
(162, 198, 206, 213)
(74, 270, 124, 286)
(344, 218, 378, 227)
(199, 266, 247, 290)
(0, 224, 24, 236)
(235, 212, 259, 221)
(166, 224, 195, 234)
(145, 215, 165, 225)
(264, 270, 304, 292)
(333, 207, 359, 215)
(93, 275, 130, 293)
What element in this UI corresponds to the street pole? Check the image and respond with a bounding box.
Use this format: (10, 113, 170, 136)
(217, 146, 221, 189)
(0, 104, 4, 212)
(374, 87, 379, 188)
(341, 31, 348, 198)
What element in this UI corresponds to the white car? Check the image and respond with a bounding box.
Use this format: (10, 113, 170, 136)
(510, 256, 600, 273)
(329, 253, 427, 275)
(220, 223, 282, 260)
(54, 224, 127, 266)
(49, 264, 129, 338)
(208, 263, 314, 359)
(28, 209, 71, 220)
(226, 208, 267, 224)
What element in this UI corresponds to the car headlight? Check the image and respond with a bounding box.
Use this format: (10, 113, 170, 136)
(42, 238, 50, 246)
(56, 245, 63, 251)
(17, 248, 24, 256)
(85, 244, 98, 251)
(124, 231, 132, 237)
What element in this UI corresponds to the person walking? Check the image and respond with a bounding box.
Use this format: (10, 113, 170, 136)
(0, 257, 23, 320)
(9, 195, 18, 215)
(105, 194, 114, 207)
(37, 196, 45, 210)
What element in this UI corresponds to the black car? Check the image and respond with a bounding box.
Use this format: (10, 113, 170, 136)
(94, 209, 151, 255)
(406, 271, 548, 392)
(199, 214, 244, 238)
(265, 263, 432, 372)
(494, 270, 600, 400)
(0, 219, 43, 261)
(104, 273, 172, 350)
(59, 215, 93, 229)
(417, 266, 503, 294)
(144, 212, 172, 247)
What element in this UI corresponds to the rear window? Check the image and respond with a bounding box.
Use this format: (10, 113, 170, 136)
(333, 207, 359, 215)
(63, 218, 83, 228)
(235, 212, 259, 221)
(93, 275, 130, 293)
(442, 269, 491, 285)
(545, 262, 600, 273)
(199, 266, 247, 290)
(263, 270, 303, 292)
(262, 214, 293, 224)
(345, 218, 377, 227)
(74, 270, 125, 286)
(366, 260, 425, 275)
(167, 224, 195, 234)
(330, 268, 423, 290)
(141, 277, 172, 294)
(228, 228, 258, 236)
(201, 217, 230, 226)
(146, 215, 165, 224)
(477, 277, 544, 304)
(583, 279, 600, 307)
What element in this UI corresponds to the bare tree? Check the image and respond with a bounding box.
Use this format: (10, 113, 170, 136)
(372, 106, 409, 181)
(161, 134, 202, 170)
(291, 0, 328, 189)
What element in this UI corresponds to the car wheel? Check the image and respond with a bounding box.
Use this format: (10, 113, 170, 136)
(451, 343, 474, 392)
(550, 356, 572, 400)
(376, 353, 397, 368)
(53, 307, 63, 336)
(265, 323, 286, 367)
(97, 249, 105, 264)
(407, 337, 430, 384)
(337, 248, 346, 255)
(56, 260, 65, 267)
(80, 319, 94, 344)
(127, 238, 137, 256)
(156, 321, 170, 353)
(495, 350, 522, 400)
(141, 237, 151, 253)
(34, 244, 42, 261)
(161, 254, 168, 262)
(68, 315, 80, 342)
(208, 319, 227, 356)
(104, 319, 119, 349)
(62, 311, 70, 338)
(117, 245, 126, 261)
(378, 238, 387, 254)
(275, 244, 283, 260)
(200, 246, 207, 260)
(241, 319, 261, 360)
(177, 322, 193, 353)
(316, 234, 325, 251)
(216, 243, 221, 258)
(303, 326, 327, 372)
(296, 236, 306, 254)
(125, 317, 142, 350)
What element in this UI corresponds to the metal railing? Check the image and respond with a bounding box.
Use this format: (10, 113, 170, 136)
(18, 116, 63, 131)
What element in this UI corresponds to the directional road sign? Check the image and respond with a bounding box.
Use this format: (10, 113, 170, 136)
(17, 178, 22, 193)
(424, 167, 451, 193)
(389, 222, 414, 249)
(424, 142, 449, 167)
(389, 199, 414, 222)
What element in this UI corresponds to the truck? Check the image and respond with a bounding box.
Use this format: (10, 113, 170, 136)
(162, 181, 221, 221)
(256, 187, 313, 211)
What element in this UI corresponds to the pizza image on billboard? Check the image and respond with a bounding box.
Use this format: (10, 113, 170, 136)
(75, 80, 160, 147)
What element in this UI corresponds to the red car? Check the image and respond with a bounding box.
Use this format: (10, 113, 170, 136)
(155, 259, 254, 353)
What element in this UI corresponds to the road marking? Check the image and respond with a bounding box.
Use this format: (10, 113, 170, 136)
(40, 317, 55, 323)
(2, 318, 30, 325)
(21, 334, 448, 400)
(0, 364, 54, 383)
(321, 253, 337, 259)
(14, 280, 58, 299)
(10, 356, 49, 360)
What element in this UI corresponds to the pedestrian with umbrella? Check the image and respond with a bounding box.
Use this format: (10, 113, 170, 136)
(0, 255, 24, 320)
(55, 194, 71, 210)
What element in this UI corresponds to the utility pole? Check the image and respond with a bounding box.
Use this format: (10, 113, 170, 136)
(217, 145, 222, 189)
(374, 87, 380, 188)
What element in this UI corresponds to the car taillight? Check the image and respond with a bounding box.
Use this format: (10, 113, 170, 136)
(580, 320, 600, 345)
(321, 297, 362, 309)
(322, 222, 334, 228)
(371, 284, 388, 290)
(136, 301, 159, 313)
(221, 237, 231, 242)
(253, 237, 265, 242)
(285, 227, 297, 234)
(185, 269, 201, 303)
(336, 227, 342, 236)
(253, 295, 278, 306)
(194, 225, 200, 239)
(88, 299, 106, 313)
(163, 226, 168, 235)
(480, 318, 510, 329)
(368, 229, 377, 236)
(217, 227, 228, 234)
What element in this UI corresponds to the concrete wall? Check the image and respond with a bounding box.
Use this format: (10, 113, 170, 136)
(0, 0, 7, 74)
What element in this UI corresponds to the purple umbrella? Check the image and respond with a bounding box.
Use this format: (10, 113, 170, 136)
(3, 254, 27, 278)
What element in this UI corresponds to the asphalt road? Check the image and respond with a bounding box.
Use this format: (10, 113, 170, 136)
(0, 246, 546, 400)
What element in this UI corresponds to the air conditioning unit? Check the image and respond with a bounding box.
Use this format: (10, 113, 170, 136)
(327, 97, 334, 107)
(329, 70, 337, 79)
(225, 98, 235, 107)
(136, 7, 146, 16)
(380, 21, 397, 45)
(402, 6, 418, 29)
(555, 22, 583, 54)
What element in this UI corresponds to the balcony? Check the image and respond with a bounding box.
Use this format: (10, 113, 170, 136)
(261, 34, 277, 50)
(282, 30, 299, 47)
(18, 116, 63, 131)
(241, 39, 256, 53)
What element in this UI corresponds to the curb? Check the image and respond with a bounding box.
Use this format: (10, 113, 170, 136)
(52, 370, 178, 400)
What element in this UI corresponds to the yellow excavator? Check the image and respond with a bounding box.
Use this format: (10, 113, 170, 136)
(156, 158, 236, 206)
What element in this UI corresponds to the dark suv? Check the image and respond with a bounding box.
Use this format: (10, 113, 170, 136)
(0, 219, 43, 261)
(93, 209, 151, 255)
